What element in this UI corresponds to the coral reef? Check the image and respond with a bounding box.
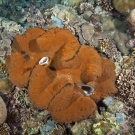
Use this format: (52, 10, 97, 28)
(13, 87, 30, 107)
(0, 123, 10, 135)
(51, 16, 64, 28)
(0, 0, 61, 23)
(71, 119, 93, 135)
(26, 9, 46, 28)
(131, 48, 135, 57)
(126, 9, 135, 32)
(113, 0, 135, 13)
(6, 27, 118, 124)
(71, 20, 105, 47)
(97, 0, 113, 11)
(52, 4, 85, 24)
(0, 78, 13, 94)
(129, 39, 135, 48)
(92, 97, 133, 134)
(50, 124, 65, 135)
(20, 106, 50, 135)
(0, 0, 134, 133)
(0, 59, 8, 79)
(78, 2, 94, 14)
(0, 38, 12, 56)
(81, 23, 95, 42)
(92, 111, 131, 135)
(99, 38, 109, 52)
(0, 17, 21, 33)
(40, 120, 66, 135)
(99, 15, 130, 55)
(4, 86, 50, 134)
(40, 120, 56, 135)
(61, 0, 82, 7)
(115, 64, 135, 130)
(103, 38, 122, 63)
(71, 97, 133, 135)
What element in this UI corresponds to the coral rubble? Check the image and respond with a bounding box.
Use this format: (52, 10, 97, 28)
(6, 27, 118, 124)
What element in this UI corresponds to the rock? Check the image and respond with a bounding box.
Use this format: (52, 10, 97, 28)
(126, 9, 135, 32)
(51, 16, 64, 28)
(0, 96, 7, 125)
(81, 23, 95, 42)
(40, 120, 56, 135)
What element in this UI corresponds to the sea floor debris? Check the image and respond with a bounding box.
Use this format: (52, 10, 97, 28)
(0, 0, 135, 134)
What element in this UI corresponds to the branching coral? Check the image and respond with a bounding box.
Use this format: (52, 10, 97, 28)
(6, 27, 118, 123)
(97, 0, 113, 11)
(104, 39, 122, 63)
(116, 61, 135, 129)
(78, 2, 94, 14)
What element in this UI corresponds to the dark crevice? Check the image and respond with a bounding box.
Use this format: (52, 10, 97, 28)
(26, 62, 39, 88)
(49, 66, 56, 71)
(97, 100, 107, 114)
(65, 46, 81, 62)
(48, 83, 72, 109)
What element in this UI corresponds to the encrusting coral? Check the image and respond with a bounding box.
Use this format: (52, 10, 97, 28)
(6, 27, 118, 124)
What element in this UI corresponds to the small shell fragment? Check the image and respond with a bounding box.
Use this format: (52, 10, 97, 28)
(78, 84, 94, 96)
(39, 56, 49, 66)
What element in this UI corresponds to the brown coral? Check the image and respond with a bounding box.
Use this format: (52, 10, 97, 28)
(6, 27, 117, 123)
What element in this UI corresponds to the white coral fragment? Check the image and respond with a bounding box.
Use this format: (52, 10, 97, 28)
(39, 56, 49, 66)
